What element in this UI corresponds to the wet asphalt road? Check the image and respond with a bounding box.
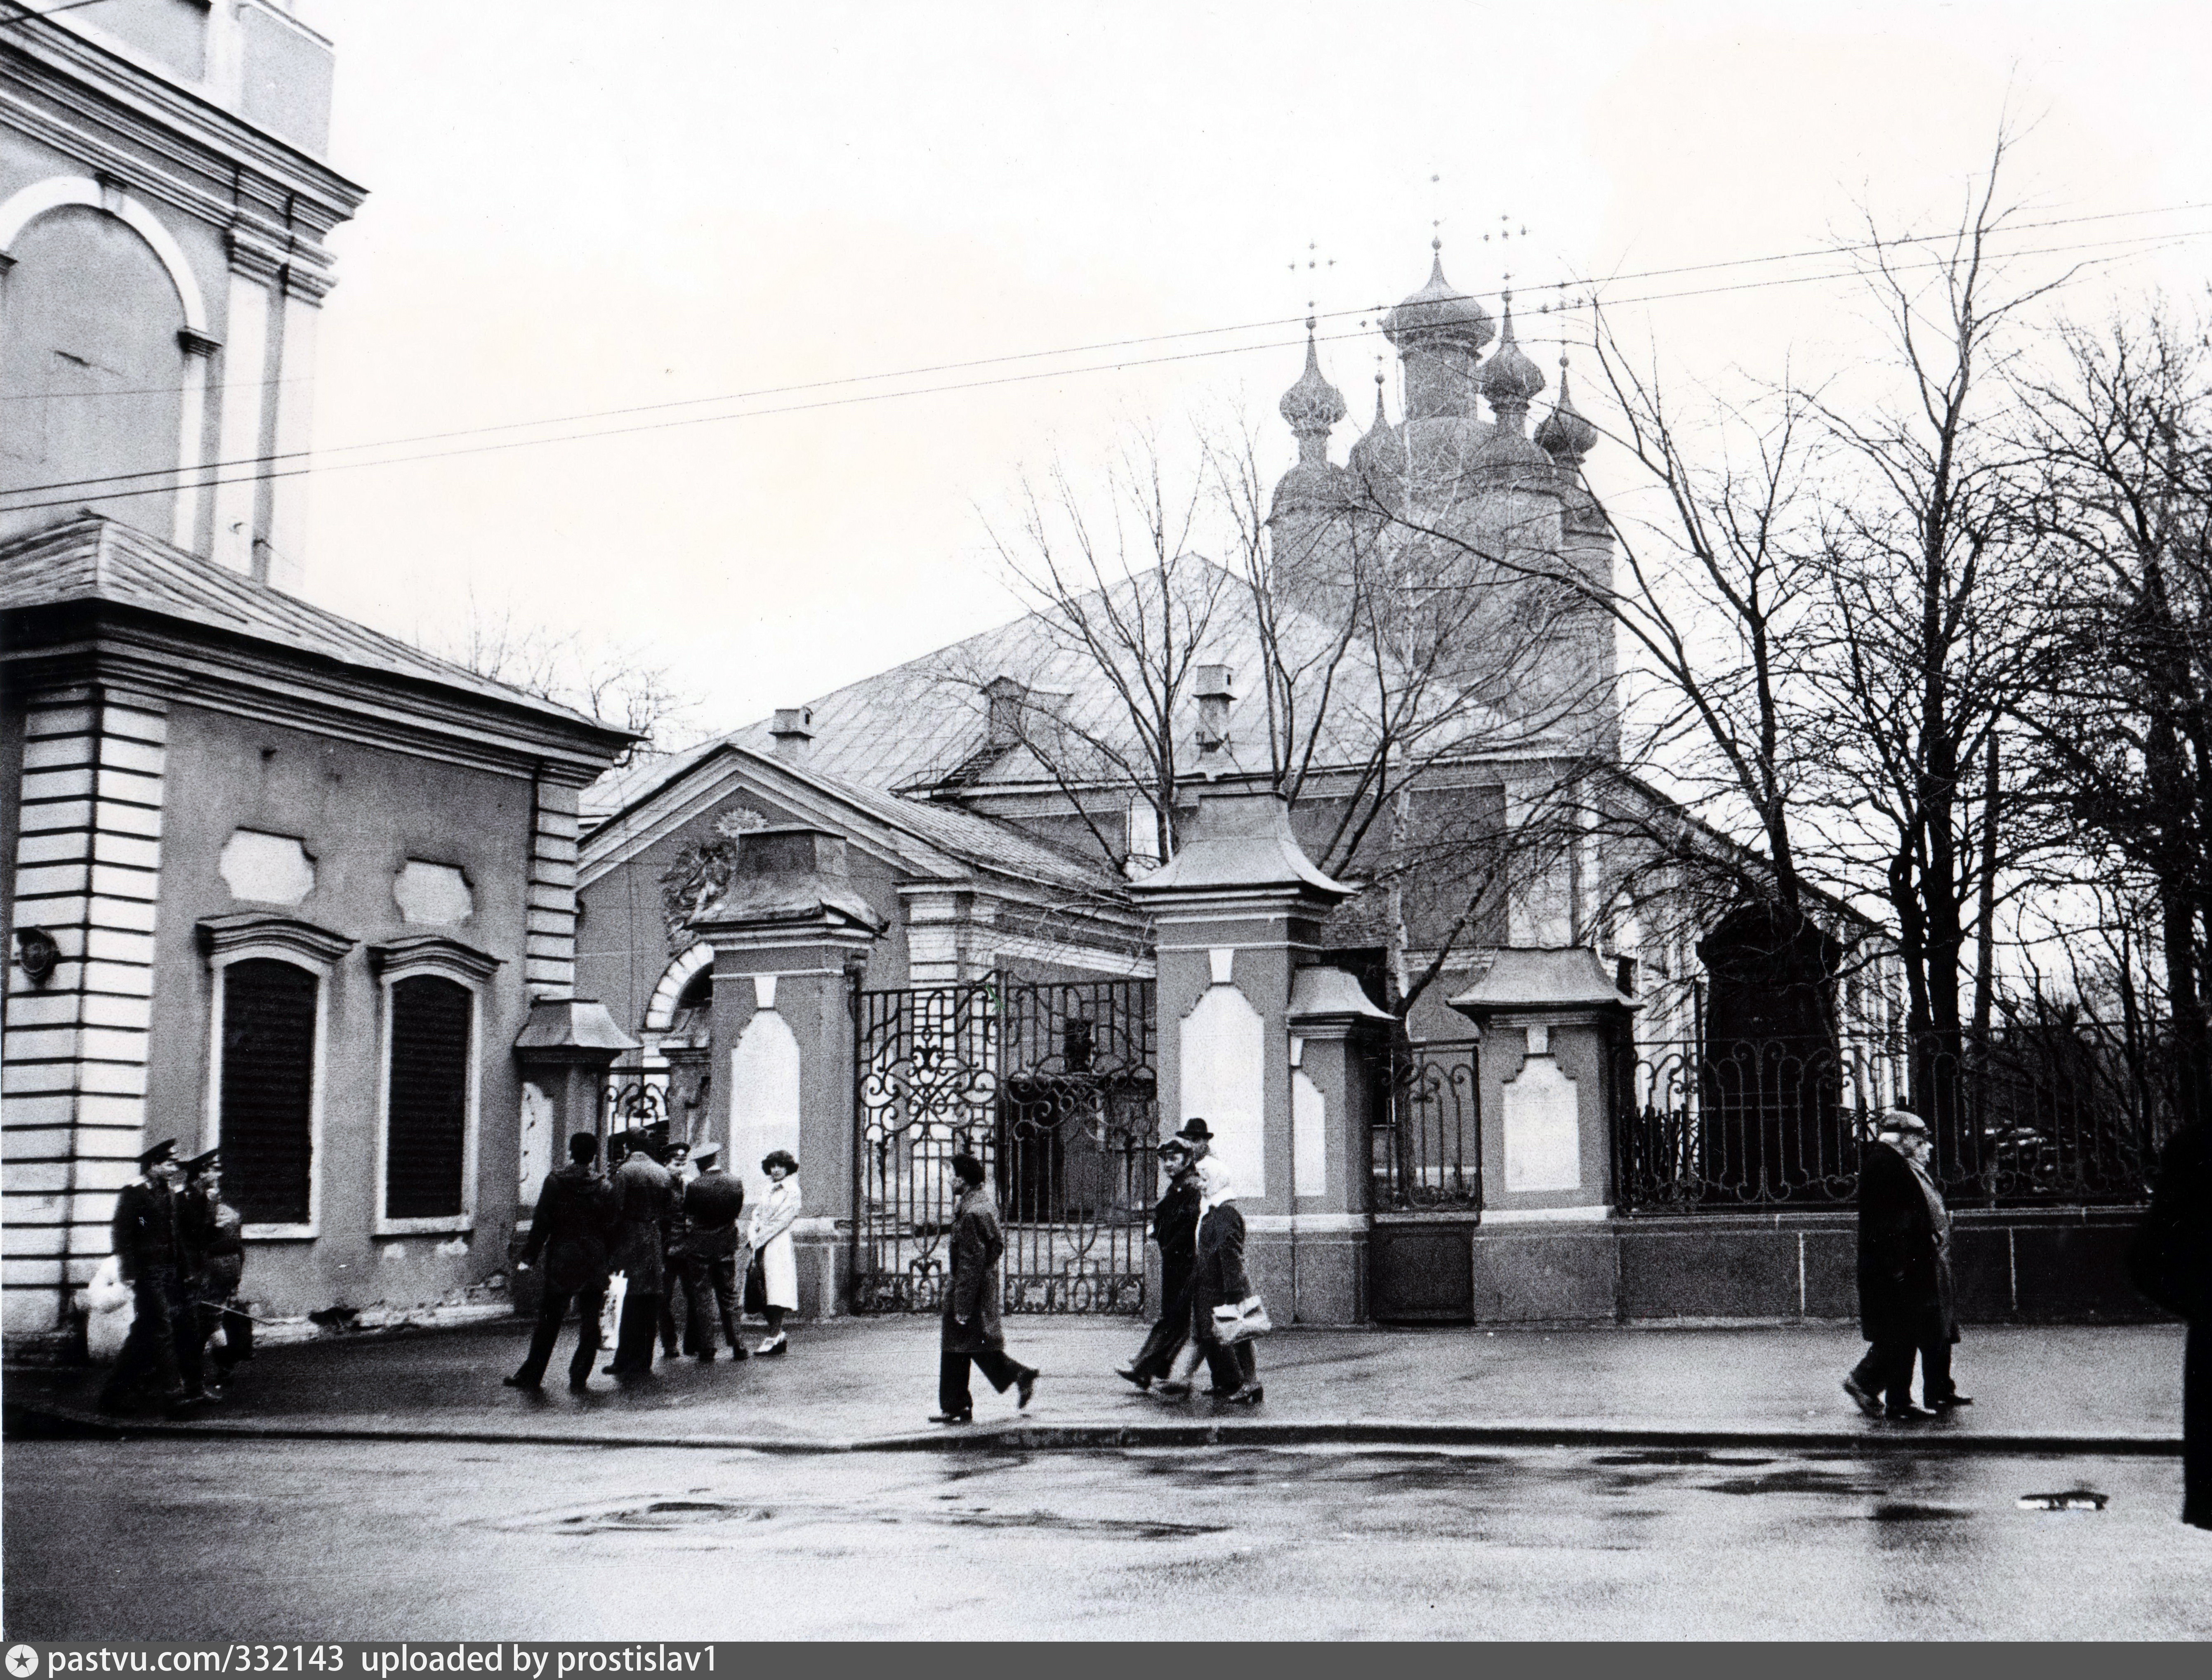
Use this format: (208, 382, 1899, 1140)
(6, 1439, 2209, 1640)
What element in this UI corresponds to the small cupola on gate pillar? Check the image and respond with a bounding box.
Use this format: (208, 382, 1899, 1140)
(688, 827, 887, 1319)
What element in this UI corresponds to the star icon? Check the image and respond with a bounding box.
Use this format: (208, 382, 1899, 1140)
(8, 1645, 41, 1678)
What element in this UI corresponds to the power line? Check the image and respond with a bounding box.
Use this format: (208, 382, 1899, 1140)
(0, 0, 117, 28)
(5, 191, 2208, 423)
(2, 221, 2203, 515)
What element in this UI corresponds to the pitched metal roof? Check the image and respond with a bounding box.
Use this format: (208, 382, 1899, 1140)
(0, 515, 618, 735)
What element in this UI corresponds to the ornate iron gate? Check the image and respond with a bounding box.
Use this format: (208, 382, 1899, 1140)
(853, 976, 1158, 1315)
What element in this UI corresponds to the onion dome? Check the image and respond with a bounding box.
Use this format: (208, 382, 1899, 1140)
(1477, 289, 1546, 421)
(1381, 241, 1495, 353)
(1347, 372, 1400, 488)
(1535, 356, 1599, 466)
(1278, 319, 1348, 442)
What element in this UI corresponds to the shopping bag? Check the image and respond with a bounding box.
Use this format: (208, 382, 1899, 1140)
(599, 1270, 627, 1345)
(83, 1255, 134, 1362)
(1210, 1294, 1272, 1344)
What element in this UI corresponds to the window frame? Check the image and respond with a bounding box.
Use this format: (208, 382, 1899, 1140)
(198, 913, 354, 1242)
(368, 934, 500, 1237)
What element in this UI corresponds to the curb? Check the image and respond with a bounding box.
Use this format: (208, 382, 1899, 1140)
(7, 1401, 2182, 1459)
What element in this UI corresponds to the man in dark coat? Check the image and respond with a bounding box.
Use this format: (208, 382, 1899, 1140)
(1117, 1137, 1199, 1389)
(657, 1139, 694, 1358)
(507, 1131, 618, 1392)
(606, 1129, 677, 1375)
(931, 1152, 1038, 1423)
(1844, 1110, 1964, 1420)
(179, 1148, 250, 1385)
(98, 1139, 203, 1417)
(676, 1142, 747, 1361)
(2129, 1117, 2210, 1528)
(1188, 1156, 1262, 1404)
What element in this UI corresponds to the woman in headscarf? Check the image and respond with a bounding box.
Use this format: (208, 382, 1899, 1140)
(1188, 1156, 1262, 1404)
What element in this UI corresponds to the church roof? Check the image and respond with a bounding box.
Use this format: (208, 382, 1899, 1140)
(584, 557, 1569, 825)
(0, 514, 620, 737)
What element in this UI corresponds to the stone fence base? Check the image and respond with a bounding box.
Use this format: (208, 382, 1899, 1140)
(1368, 1206, 2162, 1327)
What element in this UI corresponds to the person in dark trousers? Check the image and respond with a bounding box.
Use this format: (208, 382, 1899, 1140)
(607, 1129, 677, 1375)
(657, 1139, 694, 1358)
(507, 1131, 618, 1392)
(2129, 1115, 2210, 1529)
(1117, 1136, 1199, 1389)
(1188, 1156, 1262, 1404)
(1844, 1110, 1965, 1420)
(98, 1139, 204, 1417)
(931, 1152, 1038, 1423)
(677, 1142, 747, 1360)
(179, 1148, 250, 1385)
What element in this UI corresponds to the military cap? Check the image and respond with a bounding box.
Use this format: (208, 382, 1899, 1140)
(137, 1138, 177, 1169)
(182, 1147, 221, 1176)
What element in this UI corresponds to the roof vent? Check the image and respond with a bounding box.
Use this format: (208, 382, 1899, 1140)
(770, 707, 814, 766)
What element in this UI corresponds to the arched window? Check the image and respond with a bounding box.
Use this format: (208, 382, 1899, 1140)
(218, 957, 321, 1229)
(0, 203, 189, 543)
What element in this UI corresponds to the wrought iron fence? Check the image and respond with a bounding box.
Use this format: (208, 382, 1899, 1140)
(600, 1076, 667, 1134)
(1371, 1039, 1482, 1213)
(1616, 1028, 2178, 1213)
(851, 977, 1157, 1315)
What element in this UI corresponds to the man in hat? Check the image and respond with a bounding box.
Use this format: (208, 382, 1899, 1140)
(657, 1138, 695, 1358)
(508, 1131, 618, 1392)
(98, 1139, 204, 1416)
(677, 1142, 748, 1361)
(1845, 1109, 1967, 1420)
(606, 1127, 677, 1375)
(1117, 1135, 1200, 1390)
(179, 1147, 250, 1385)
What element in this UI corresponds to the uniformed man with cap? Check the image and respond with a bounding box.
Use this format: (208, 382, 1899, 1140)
(678, 1142, 748, 1361)
(98, 1139, 207, 1416)
(179, 1147, 250, 1385)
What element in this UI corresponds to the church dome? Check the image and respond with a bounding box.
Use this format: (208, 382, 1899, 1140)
(1278, 324, 1348, 437)
(1382, 246, 1495, 353)
(1271, 461, 1352, 518)
(1347, 377, 1403, 494)
(1477, 294, 1546, 412)
(1535, 361, 1599, 462)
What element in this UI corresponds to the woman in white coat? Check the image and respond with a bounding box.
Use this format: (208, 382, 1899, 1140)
(746, 1150, 801, 1355)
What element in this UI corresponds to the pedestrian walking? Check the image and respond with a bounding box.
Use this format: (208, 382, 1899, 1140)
(746, 1150, 802, 1356)
(1186, 1155, 1263, 1405)
(1844, 1109, 1966, 1420)
(2129, 1113, 2211, 1529)
(678, 1142, 748, 1361)
(607, 1128, 677, 1376)
(507, 1131, 618, 1392)
(1117, 1136, 1200, 1390)
(179, 1148, 250, 1386)
(931, 1151, 1038, 1423)
(97, 1139, 205, 1418)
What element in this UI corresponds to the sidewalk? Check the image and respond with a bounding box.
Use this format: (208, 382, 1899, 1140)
(4, 1316, 2189, 1455)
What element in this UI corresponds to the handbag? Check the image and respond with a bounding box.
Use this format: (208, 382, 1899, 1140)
(1210, 1293, 1272, 1344)
(743, 1251, 768, 1316)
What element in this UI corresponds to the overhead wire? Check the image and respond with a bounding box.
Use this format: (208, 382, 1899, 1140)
(1, 219, 2204, 515)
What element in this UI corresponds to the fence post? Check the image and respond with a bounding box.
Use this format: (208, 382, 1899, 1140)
(689, 827, 887, 1320)
(1128, 789, 1358, 1321)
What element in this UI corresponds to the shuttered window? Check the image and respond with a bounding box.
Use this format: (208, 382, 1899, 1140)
(385, 975, 472, 1220)
(220, 958, 319, 1227)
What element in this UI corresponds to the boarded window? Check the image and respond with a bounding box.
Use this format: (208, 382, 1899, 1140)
(220, 958, 318, 1226)
(385, 975, 472, 1219)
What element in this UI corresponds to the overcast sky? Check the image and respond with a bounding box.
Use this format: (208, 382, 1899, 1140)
(295, 0, 2212, 738)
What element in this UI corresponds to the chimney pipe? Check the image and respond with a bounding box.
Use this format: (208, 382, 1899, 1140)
(1194, 664, 1234, 763)
(770, 706, 814, 766)
(984, 675, 1028, 750)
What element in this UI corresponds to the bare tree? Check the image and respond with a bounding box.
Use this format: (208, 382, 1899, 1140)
(422, 595, 704, 768)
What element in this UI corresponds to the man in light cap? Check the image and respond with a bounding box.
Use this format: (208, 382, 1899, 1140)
(1845, 1109, 1967, 1419)
(677, 1141, 747, 1361)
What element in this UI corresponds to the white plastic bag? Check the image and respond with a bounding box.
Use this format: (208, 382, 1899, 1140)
(83, 1255, 134, 1362)
(599, 1271, 626, 1347)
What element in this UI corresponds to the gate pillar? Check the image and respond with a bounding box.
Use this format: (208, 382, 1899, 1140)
(690, 827, 887, 1320)
(511, 998, 639, 1316)
(1130, 789, 1366, 1323)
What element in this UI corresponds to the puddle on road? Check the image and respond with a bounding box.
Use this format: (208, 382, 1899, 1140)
(1700, 1467, 1887, 1498)
(2017, 1491, 2109, 1512)
(1589, 1451, 1775, 1468)
(491, 1493, 1224, 1543)
(1868, 1502, 1974, 1522)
